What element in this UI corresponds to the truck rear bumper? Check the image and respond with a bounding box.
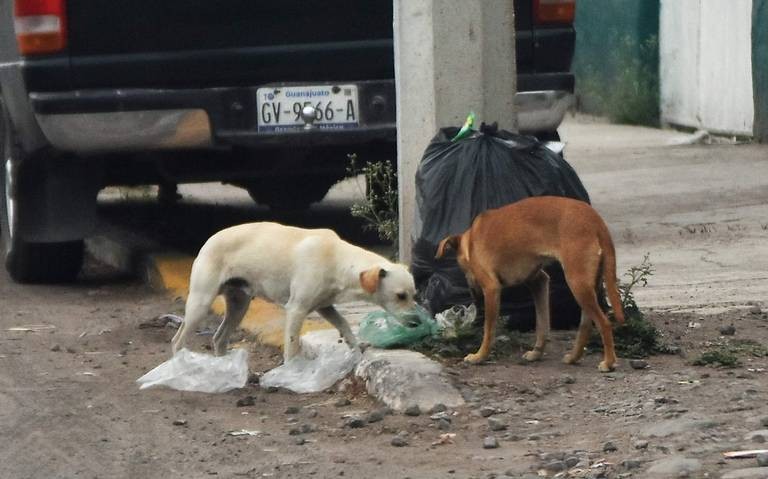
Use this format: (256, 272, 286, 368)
(30, 77, 573, 154)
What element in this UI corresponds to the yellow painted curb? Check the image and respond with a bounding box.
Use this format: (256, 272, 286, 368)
(150, 253, 333, 348)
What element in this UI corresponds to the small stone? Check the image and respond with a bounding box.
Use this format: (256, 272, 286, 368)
(719, 325, 736, 336)
(247, 373, 260, 384)
(603, 441, 618, 452)
(285, 406, 300, 414)
(483, 436, 499, 449)
(543, 461, 566, 472)
(757, 453, 768, 467)
(404, 405, 421, 417)
(391, 436, 408, 447)
(265, 386, 279, 393)
(629, 359, 648, 370)
(50, 344, 61, 352)
(367, 410, 385, 423)
(172, 419, 187, 426)
(306, 409, 318, 418)
(565, 457, 580, 468)
(437, 419, 451, 431)
(622, 459, 642, 470)
(561, 375, 576, 384)
(334, 398, 351, 407)
(236, 396, 255, 407)
(346, 416, 366, 428)
(288, 428, 301, 436)
(760, 417, 768, 428)
(300, 423, 314, 434)
(749, 305, 763, 315)
(488, 417, 508, 431)
(66, 347, 77, 354)
(633, 439, 649, 450)
(428, 403, 447, 414)
(479, 406, 497, 418)
(294, 437, 307, 446)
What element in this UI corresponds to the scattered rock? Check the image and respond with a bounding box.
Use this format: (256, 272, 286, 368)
(719, 325, 737, 335)
(749, 305, 763, 315)
(561, 374, 576, 384)
(437, 419, 451, 431)
(646, 456, 701, 478)
(285, 406, 300, 414)
(265, 386, 279, 393)
(300, 423, 315, 434)
(236, 396, 255, 407)
(603, 441, 618, 452)
(757, 453, 768, 467)
(540, 452, 565, 462)
(488, 417, 507, 431)
(761, 417, 768, 428)
(629, 359, 648, 370)
(404, 405, 421, 417)
(346, 416, 366, 428)
(622, 459, 642, 470)
(633, 439, 649, 450)
(288, 427, 301, 436)
(65, 347, 77, 354)
(293, 437, 307, 446)
(172, 419, 187, 426)
(565, 457, 580, 468)
(391, 435, 408, 447)
(745, 430, 768, 443)
(50, 344, 61, 352)
(367, 410, 385, 424)
(483, 436, 499, 449)
(334, 398, 351, 407)
(479, 406, 497, 418)
(306, 409, 318, 419)
(543, 461, 566, 472)
(429, 403, 447, 414)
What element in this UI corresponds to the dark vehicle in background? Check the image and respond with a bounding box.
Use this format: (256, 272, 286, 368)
(0, 0, 575, 282)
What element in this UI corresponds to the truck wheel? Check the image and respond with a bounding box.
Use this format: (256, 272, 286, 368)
(245, 175, 338, 212)
(0, 109, 84, 283)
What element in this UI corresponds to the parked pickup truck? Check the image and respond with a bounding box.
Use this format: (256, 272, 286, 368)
(0, 0, 575, 282)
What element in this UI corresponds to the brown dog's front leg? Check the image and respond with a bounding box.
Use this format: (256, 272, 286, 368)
(465, 284, 500, 364)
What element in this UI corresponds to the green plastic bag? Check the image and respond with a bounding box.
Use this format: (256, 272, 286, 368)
(358, 307, 439, 348)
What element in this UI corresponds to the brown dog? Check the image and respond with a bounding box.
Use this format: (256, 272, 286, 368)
(435, 196, 624, 372)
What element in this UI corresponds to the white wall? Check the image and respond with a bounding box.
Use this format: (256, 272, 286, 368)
(660, 0, 754, 135)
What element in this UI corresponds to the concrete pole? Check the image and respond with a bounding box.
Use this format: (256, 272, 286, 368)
(394, 0, 517, 263)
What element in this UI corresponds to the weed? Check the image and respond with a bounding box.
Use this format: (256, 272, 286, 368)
(592, 254, 669, 358)
(693, 339, 768, 368)
(347, 154, 399, 253)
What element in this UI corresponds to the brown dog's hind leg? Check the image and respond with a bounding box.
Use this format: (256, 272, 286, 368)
(563, 311, 594, 365)
(523, 270, 550, 362)
(571, 285, 617, 372)
(465, 281, 500, 364)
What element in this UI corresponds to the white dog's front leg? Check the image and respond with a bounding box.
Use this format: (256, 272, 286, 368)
(283, 306, 307, 361)
(317, 306, 358, 349)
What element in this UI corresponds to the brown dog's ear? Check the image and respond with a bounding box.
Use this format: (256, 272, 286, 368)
(435, 235, 460, 259)
(359, 267, 385, 294)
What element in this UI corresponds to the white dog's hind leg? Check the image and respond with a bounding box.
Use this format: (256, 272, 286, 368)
(283, 304, 309, 361)
(317, 306, 358, 349)
(171, 258, 219, 355)
(213, 287, 250, 356)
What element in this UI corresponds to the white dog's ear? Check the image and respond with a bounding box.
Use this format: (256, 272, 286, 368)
(360, 267, 386, 294)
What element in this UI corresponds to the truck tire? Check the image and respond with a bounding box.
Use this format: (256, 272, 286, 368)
(245, 175, 338, 212)
(1, 108, 84, 283)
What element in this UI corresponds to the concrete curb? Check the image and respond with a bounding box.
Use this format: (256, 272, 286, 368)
(87, 227, 466, 410)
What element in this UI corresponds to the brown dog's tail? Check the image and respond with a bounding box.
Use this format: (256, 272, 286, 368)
(599, 228, 625, 324)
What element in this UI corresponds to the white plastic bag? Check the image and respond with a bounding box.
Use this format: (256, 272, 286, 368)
(434, 304, 477, 339)
(260, 330, 362, 393)
(136, 348, 249, 393)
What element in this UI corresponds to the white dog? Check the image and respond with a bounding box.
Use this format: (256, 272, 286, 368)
(171, 222, 417, 360)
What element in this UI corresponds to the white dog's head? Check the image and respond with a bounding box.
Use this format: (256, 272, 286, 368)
(359, 264, 416, 314)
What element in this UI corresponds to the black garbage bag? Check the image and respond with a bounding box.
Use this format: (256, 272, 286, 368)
(411, 125, 591, 330)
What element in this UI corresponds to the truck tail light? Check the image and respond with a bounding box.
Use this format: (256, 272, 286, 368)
(14, 0, 67, 55)
(534, 0, 575, 25)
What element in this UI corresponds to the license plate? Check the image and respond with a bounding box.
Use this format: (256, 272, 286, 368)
(256, 84, 359, 132)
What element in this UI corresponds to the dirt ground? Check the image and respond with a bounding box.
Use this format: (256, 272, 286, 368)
(2, 258, 767, 479)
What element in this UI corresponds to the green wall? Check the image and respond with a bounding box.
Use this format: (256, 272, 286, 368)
(572, 0, 660, 126)
(754, 0, 768, 142)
